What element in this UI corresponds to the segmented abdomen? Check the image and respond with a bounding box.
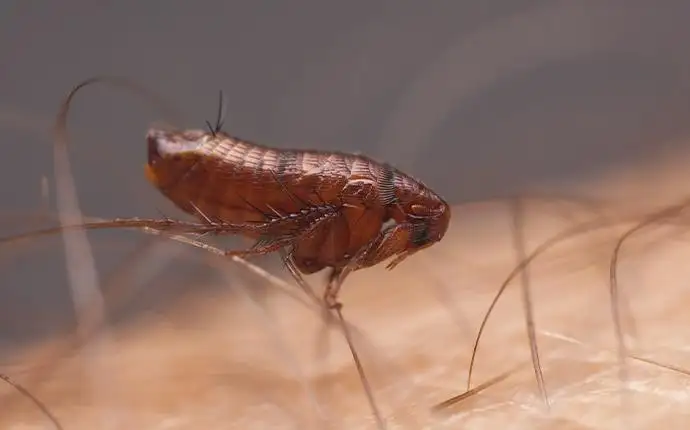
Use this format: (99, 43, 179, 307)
(189, 136, 385, 216)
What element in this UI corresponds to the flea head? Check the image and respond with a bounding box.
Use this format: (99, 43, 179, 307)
(385, 198, 450, 270)
(409, 197, 451, 251)
(144, 127, 210, 190)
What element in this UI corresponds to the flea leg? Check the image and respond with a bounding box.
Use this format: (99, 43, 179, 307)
(323, 222, 413, 308)
(322, 269, 387, 429)
(324, 267, 344, 310)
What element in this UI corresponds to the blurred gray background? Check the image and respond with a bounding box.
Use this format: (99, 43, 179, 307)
(2, 0, 690, 350)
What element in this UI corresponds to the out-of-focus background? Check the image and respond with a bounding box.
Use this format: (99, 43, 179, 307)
(3, 1, 690, 429)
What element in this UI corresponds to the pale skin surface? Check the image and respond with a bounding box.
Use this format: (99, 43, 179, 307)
(3, 151, 690, 429)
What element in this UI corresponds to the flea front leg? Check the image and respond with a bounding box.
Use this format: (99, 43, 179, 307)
(324, 267, 344, 310)
(356, 222, 414, 270)
(330, 222, 414, 292)
(322, 223, 414, 310)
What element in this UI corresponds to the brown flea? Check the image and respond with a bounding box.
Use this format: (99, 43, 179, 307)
(144, 124, 451, 307)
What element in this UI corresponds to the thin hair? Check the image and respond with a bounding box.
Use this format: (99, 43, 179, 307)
(1, 372, 63, 430)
